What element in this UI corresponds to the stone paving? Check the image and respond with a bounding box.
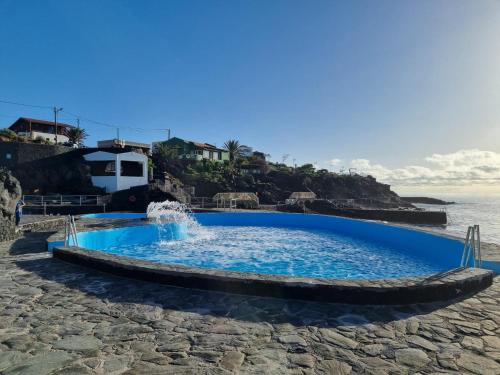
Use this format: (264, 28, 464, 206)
(0, 232, 499, 374)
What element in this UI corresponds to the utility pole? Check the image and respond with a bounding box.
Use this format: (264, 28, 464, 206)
(167, 128, 171, 140)
(116, 127, 120, 141)
(53, 106, 63, 143)
(76, 118, 80, 128)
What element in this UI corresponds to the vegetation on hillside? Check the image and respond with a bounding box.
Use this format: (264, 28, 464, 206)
(223, 139, 243, 161)
(151, 139, 404, 206)
(65, 127, 88, 147)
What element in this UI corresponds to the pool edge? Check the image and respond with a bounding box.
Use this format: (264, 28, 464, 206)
(53, 246, 493, 305)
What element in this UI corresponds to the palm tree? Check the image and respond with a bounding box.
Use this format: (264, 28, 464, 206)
(223, 139, 243, 161)
(66, 127, 88, 147)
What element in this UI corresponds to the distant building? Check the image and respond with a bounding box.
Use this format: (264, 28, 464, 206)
(252, 151, 266, 161)
(153, 137, 229, 162)
(240, 164, 265, 175)
(8, 117, 74, 144)
(97, 139, 151, 155)
(83, 150, 148, 193)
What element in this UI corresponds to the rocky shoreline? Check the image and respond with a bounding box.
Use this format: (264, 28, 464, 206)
(402, 197, 455, 205)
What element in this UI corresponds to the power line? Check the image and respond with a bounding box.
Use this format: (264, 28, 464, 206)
(0, 99, 52, 109)
(0, 98, 170, 136)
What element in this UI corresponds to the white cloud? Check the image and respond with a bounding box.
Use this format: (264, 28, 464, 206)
(328, 158, 342, 167)
(337, 149, 500, 188)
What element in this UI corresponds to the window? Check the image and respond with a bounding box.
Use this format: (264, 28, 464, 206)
(209, 151, 213, 159)
(88, 161, 116, 176)
(218, 152, 222, 160)
(121, 161, 143, 177)
(5, 153, 12, 160)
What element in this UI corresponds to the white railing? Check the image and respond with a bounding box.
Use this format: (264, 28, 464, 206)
(190, 196, 213, 208)
(461, 225, 482, 268)
(64, 215, 79, 247)
(23, 195, 104, 206)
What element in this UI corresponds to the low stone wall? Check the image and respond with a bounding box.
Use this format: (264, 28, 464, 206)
(304, 200, 447, 225)
(53, 246, 493, 305)
(19, 216, 66, 233)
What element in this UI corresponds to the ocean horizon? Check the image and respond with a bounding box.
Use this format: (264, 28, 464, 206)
(412, 193, 500, 244)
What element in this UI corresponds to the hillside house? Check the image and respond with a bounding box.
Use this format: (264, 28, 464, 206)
(8, 117, 74, 144)
(153, 137, 229, 162)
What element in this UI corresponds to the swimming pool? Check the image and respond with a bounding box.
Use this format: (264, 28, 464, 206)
(81, 213, 146, 219)
(71, 212, 464, 280)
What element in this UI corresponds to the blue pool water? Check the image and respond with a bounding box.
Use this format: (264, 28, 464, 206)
(81, 213, 146, 219)
(71, 213, 465, 280)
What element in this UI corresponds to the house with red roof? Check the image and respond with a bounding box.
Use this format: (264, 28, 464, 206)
(8, 117, 74, 144)
(153, 137, 229, 162)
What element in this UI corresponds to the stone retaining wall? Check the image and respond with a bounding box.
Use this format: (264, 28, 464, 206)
(0, 141, 73, 169)
(19, 217, 67, 233)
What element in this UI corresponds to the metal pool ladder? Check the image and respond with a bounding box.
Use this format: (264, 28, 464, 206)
(461, 225, 481, 268)
(64, 215, 79, 247)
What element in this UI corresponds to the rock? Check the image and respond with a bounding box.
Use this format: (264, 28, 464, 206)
(209, 324, 247, 335)
(361, 344, 385, 356)
(319, 329, 358, 349)
(407, 319, 420, 334)
(157, 335, 190, 352)
(0, 168, 21, 242)
(51, 364, 94, 374)
(407, 335, 439, 352)
(0, 351, 29, 372)
(16, 287, 43, 297)
(287, 353, 315, 368)
(456, 352, 500, 375)
(484, 335, 500, 350)
(316, 359, 352, 375)
(103, 355, 130, 373)
(190, 350, 221, 363)
(360, 357, 399, 373)
(437, 351, 458, 370)
(395, 348, 430, 368)
(278, 334, 307, 346)
(3, 352, 75, 375)
(462, 336, 484, 352)
(219, 351, 244, 372)
(53, 335, 102, 354)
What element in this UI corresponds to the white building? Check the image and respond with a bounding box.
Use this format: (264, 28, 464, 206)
(83, 150, 148, 193)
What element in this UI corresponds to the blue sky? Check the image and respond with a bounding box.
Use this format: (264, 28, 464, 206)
(1, 0, 499, 193)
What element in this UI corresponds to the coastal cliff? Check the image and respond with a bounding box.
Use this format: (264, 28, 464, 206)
(165, 160, 411, 208)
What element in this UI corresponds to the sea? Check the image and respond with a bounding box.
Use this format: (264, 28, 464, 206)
(412, 194, 500, 244)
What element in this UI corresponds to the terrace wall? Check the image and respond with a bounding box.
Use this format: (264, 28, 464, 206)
(0, 141, 74, 169)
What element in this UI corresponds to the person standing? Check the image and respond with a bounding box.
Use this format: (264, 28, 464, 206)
(15, 198, 25, 226)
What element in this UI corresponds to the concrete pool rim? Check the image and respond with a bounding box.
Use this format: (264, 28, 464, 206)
(52, 245, 493, 305)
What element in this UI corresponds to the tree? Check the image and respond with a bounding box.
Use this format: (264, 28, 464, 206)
(154, 142, 178, 159)
(152, 143, 179, 174)
(66, 127, 88, 147)
(223, 139, 243, 161)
